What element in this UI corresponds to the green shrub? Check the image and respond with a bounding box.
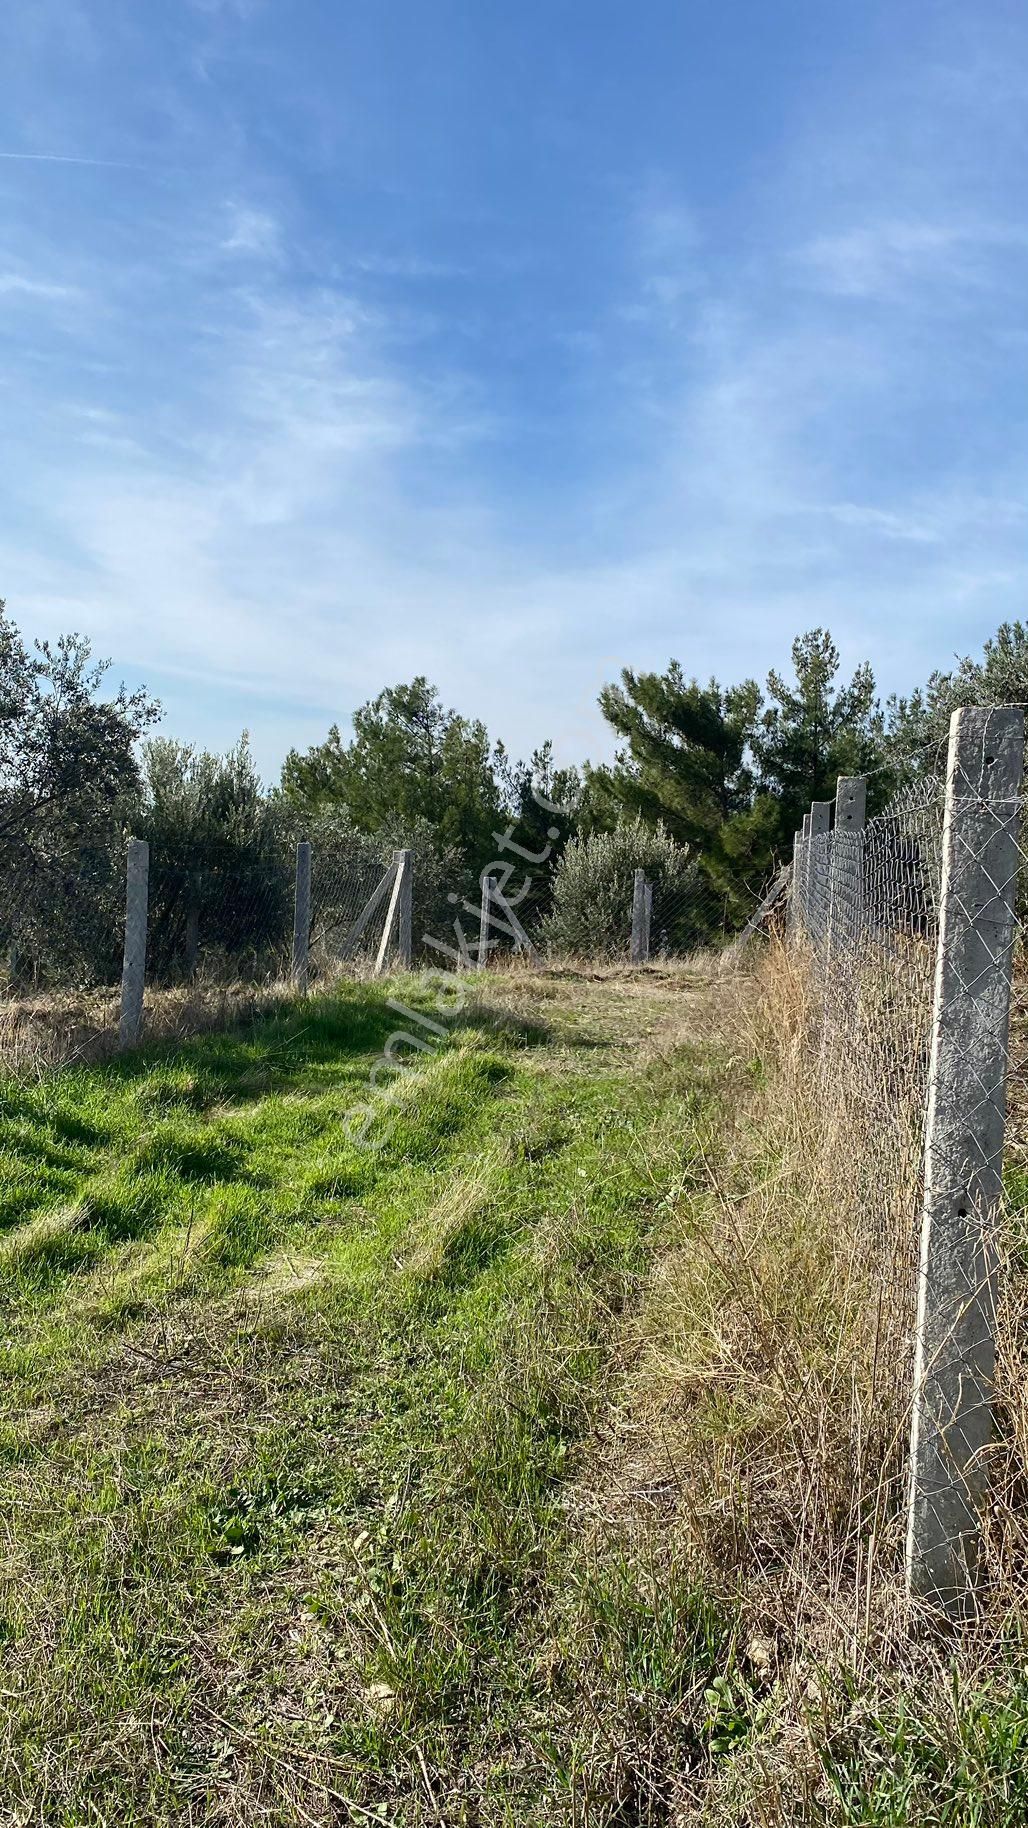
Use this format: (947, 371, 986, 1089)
(541, 821, 707, 959)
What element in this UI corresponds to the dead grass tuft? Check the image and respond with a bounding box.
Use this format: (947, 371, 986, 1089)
(0, 969, 300, 1078)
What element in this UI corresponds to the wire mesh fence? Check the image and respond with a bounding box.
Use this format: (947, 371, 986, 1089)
(647, 871, 738, 959)
(147, 840, 295, 985)
(784, 707, 1028, 1620)
(0, 827, 780, 998)
(0, 709, 1024, 1627)
(312, 848, 395, 973)
(0, 838, 126, 993)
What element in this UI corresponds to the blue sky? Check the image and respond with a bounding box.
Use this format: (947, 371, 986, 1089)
(3, 0, 1028, 779)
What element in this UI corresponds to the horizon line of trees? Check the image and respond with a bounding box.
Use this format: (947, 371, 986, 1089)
(1, 590, 1026, 982)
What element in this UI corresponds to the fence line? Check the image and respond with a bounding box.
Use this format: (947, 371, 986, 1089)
(118, 838, 149, 1049)
(787, 705, 1028, 1621)
(292, 840, 312, 990)
(907, 707, 1025, 1617)
(631, 868, 651, 964)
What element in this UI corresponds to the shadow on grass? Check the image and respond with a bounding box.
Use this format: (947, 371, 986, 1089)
(0, 979, 554, 1283)
(449, 1002, 554, 1050)
(98, 987, 414, 1105)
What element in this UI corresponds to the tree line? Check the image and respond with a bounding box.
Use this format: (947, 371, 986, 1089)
(0, 592, 1023, 984)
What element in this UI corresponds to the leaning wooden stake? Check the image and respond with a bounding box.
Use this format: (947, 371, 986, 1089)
(906, 705, 1025, 1619)
(292, 841, 312, 990)
(119, 837, 149, 1050)
(727, 864, 790, 962)
(631, 868, 650, 965)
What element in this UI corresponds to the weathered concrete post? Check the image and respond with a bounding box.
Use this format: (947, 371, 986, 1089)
(631, 869, 650, 965)
(292, 841, 312, 990)
(794, 813, 812, 936)
(119, 837, 149, 1050)
(478, 874, 493, 969)
(396, 848, 413, 969)
(906, 705, 1025, 1618)
(806, 800, 832, 952)
(788, 826, 804, 936)
(827, 776, 867, 956)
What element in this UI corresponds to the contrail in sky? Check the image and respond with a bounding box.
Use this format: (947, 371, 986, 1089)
(0, 151, 150, 170)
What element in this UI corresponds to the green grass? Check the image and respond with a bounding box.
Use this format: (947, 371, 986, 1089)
(804, 1660, 1028, 1828)
(4, 967, 1028, 1825)
(0, 969, 744, 1824)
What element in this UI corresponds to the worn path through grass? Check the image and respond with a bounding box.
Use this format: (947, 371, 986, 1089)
(0, 962, 737, 1826)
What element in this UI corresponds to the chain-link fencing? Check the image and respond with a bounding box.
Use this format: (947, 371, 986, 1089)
(784, 707, 1028, 1622)
(0, 818, 768, 1066)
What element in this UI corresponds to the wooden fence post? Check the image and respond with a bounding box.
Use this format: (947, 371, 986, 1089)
(631, 868, 650, 964)
(827, 776, 867, 956)
(292, 841, 312, 990)
(906, 705, 1025, 1618)
(119, 838, 149, 1050)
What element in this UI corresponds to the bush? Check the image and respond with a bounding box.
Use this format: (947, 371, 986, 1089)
(139, 738, 293, 982)
(542, 821, 706, 959)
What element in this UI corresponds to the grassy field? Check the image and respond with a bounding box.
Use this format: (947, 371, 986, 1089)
(2, 961, 1028, 1826)
(0, 964, 740, 1824)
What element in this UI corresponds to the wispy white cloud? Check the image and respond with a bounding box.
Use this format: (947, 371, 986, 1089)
(354, 252, 469, 281)
(6, 0, 1028, 779)
(795, 218, 1028, 300)
(221, 202, 280, 258)
(0, 270, 80, 301)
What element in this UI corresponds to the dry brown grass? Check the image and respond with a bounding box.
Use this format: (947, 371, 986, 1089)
(551, 937, 1028, 1819)
(575, 940, 920, 1648)
(0, 970, 304, 1078)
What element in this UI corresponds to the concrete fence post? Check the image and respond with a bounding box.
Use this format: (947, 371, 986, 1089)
(478, 874, 493, 969)
(795, 812, 812, 935)
(806, 799, 832, 951)
(631, 868, 650, 965)
(396, 848, 413, 969)
(374, 850, 411, 977)
(827, 776, 867, 957)
(789, 825, 805, 936)
(119, 837, 149, 1050)
(906, 705, 1026, 1619)
(292, 841, 312, 990)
